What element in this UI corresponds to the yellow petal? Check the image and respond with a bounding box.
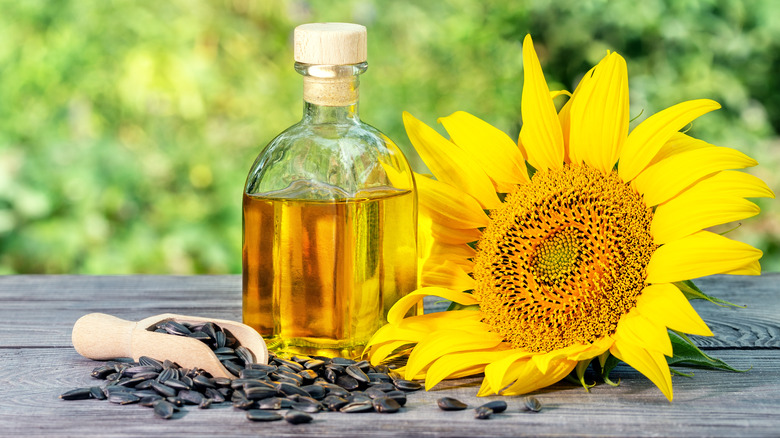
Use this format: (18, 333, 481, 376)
(566, 337, 615, 361)
(422, 260, 476, 291)
(647, 132, 712, 166)
(569, 52, 629, 173)
(636, 283, 713, 336)
(430, 221, 482, 245)
(405, 329, 504, 379)
(404, 112, 501, 209)
(610, 336, 673, 401)
(652, 196, 760, 245)
(531, 342, 594, 374)
(424, 349, 515, 390)
(500, 358, 576, 396)
(615, 309, 673, 356)
(721, 259, 761, 276)
(633, 146, 758, 206)
(680, 170, 775, 199)
(619, 99, 721, 182)
(368, 340, 413, 366)
(368, 310, 482, 347)
(416, 173, 491, 229)
(559, 64, 597, 163)
(645, 231, 763, 283)
(426, 242, 477, 272)
(387, 287, 478, 325)
(519, 34, 564, 170)
(439, 111, 529, 192)
(484, 350, 535, 393)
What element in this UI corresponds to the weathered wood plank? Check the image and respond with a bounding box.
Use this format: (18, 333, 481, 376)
(2, 347, 779, 437)
(0, 274, 777, 348)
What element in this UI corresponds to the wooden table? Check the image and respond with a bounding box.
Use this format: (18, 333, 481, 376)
(2, 274, 779, 437)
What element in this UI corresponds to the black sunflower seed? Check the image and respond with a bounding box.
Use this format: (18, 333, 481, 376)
(437, 397, 468, 411)
(385, 390, 407, 406)
(59, 387, 93, 400)
(345, 365, 369, 383)
(372, 397, 401, 413)
(153, 400, 176, 419)
(285, 411, 313, 424)
(108, 392, 140, 405)
(393, 379, 422, 391)
(523, 396, 542, 412)
(479, 400, 507, 413)
(475, 406, 493, 419)
(340, 400, 374, 413)
(246, 409, 283, 422)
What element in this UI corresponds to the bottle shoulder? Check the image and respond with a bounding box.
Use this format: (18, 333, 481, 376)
(244, 119, 415, 199)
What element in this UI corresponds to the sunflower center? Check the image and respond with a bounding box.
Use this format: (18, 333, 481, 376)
(473, 164, 657, 353)
(531, 227, 584, 284)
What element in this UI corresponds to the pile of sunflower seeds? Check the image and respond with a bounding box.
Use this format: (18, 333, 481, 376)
(61, 320, 544, 423)
(60, 320, 422, 423)
(148, 319, 255, 377)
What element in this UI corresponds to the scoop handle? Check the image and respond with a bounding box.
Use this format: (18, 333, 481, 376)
(72, 313, 136, 360)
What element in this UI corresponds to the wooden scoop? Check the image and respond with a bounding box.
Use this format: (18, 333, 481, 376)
(72, 313, 268, 379)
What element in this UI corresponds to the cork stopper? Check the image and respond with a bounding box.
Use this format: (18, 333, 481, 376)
(294, 23, 367, 65)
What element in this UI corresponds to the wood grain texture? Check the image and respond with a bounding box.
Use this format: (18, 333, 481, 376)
(0, 274, 778, 437)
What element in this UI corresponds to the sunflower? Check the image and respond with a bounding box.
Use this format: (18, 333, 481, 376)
(366, 35, 774, 401)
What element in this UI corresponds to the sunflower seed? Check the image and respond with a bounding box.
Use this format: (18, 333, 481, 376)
(150, 381, 177, 398)
(393, 379, 422, 391)
(335, 375, 360, 392)
(340, 400, 374, 413)
(523, 396, 542, 412)
(178, 390, 204, 405)
(285, 411, 313, 424)
(246, 409, 283, 422)
(257, 397, 283, 410)
(437, 397, 468, 411)
(139, 395, 164, 406)
(277, 382, 311, 398)
(291, 401, 320, 413)
(167, 396, 184, 407)
(385, 390, 407, 406)
(364, 386, 388, 400)
(154, 400, 176, 419)
(479, 400, 507, 413)
(138, 356, 164, 371)
(59, 387, 93, 400)
(321, 395, 349, 411)
(346, 365, 369, 383)
(372, 397, 401, 413)
(475, 406, 493, 419)
(236, 346, 255, 366)
(304, 359, 326, 370)
(89, 386, 107, 400)
(108, 392, 140, 405)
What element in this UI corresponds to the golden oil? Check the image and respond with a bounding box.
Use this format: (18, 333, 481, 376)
(242, 188, 417, 358)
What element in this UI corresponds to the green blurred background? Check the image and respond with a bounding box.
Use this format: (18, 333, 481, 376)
(1, 0, 777, 274)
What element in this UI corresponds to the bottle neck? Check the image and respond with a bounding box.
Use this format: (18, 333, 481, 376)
(303, 100, 359, 124)
(295, 62, 367, 123)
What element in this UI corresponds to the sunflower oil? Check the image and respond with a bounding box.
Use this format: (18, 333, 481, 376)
(242, 188, 417, 358)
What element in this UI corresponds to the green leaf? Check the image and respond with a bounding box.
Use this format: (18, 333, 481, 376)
(667, 331, 749, 372)
(675, 280, 745, 308)
(575, 359, 596, 391)
(445, 301, 479, 311)
(592, 352, 622, 387)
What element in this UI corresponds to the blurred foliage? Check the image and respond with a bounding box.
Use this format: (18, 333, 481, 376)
(0, 0, 777, 274)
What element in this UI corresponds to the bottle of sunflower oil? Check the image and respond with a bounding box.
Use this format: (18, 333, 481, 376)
(242, 23, 418, 358)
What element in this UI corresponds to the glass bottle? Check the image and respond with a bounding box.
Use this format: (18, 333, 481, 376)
(242, 23, 418, 358)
